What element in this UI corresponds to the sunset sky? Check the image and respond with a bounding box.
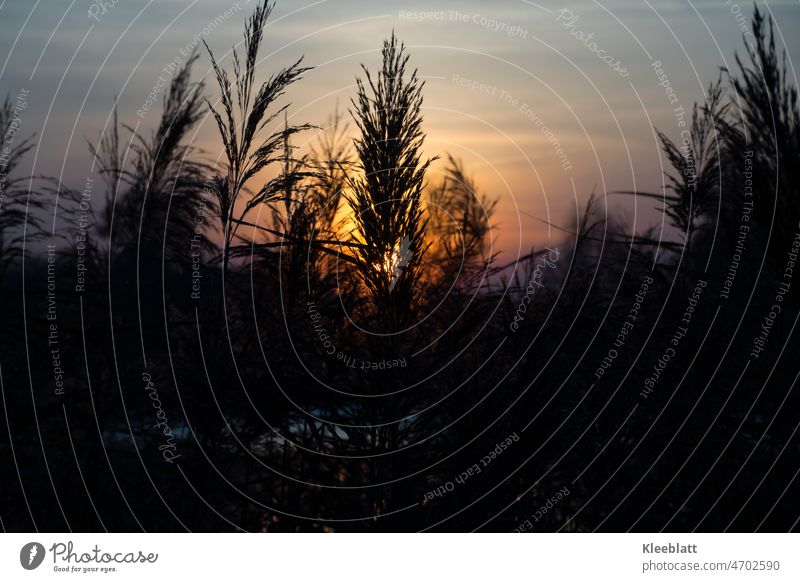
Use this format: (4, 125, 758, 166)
(3, 0, 800, 260)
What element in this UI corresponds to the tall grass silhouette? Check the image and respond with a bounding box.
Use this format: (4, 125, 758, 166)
(203, 0, 312, 277)
(0, 95, 37, 278)
(0, 2, 799, 533)
(345, 32, 434, 331)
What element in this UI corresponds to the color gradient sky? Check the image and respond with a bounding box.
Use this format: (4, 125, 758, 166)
(2, 0, 799, 260)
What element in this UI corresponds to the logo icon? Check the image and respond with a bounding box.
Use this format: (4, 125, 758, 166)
(20, 542, 45, 570)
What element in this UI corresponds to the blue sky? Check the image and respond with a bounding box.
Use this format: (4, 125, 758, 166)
(2, 0, 799, 257)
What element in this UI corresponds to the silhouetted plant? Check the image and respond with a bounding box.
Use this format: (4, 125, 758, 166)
(427, 154, 498, 286)
(346, 32, 434, 330)
(270, 106, 354, 297)
(94, 54, 214, 263)
(203, 0, 312, 276)
(659, 80, 726, 239)
(0, 94, 38, 279)
(619, 79, 726, 279)
(4, 2, 800, 535)
(309, 104, 352, 233)
(721, 6, 800, 272)
(268, 114, 319, 298)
